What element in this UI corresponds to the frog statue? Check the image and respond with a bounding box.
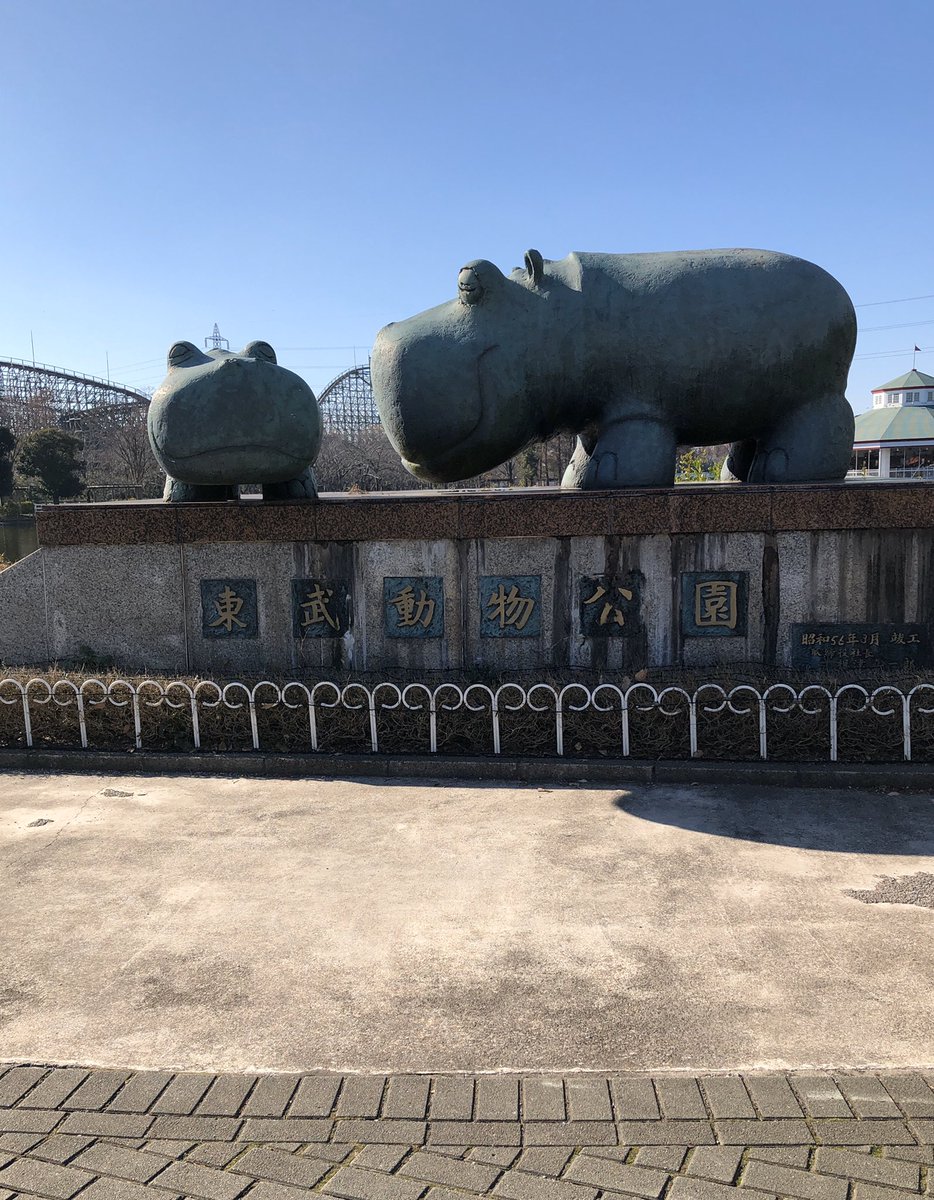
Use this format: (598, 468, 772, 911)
(147, 340, 322, 501)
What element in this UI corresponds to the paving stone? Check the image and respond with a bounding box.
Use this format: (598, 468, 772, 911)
(107, 1071, 173, 1114)
(400, 1149, 502, 1191)
(851, 1186, 924, 1200)
(59, 1110, 153, 1138)
(156, 1157, 250, 1199)
(515, 1148, 574, 1176)
(744, 1076, 805, 1118)
(289, 1075, 341, 1118)
(194, 1074, 257, 1117)
(880, 1076, 934, 1118)
(565, 1079, 613, 1122)
(522, 1122, 616, 1147)
(231, 1145, 333, 1187)
(0, 1132, 45, 1152)
(742, 1159, 848, 1200)
(564, 1154, 669, 1198)
(684, 1146, 744, 1183)
(302, 1143, 356, 1164)
(654, 1078, 707, 1119)
(635, 1146, 687, 1170)
(790, 1075, 853, 1119)
(186, 1142, 244, 1168)
(145, 1139, 197, 1156)
(814, 1147, 921, 1189)
(70, 1177, 183, 1200)
(247, 1182, 316, 1200)
(609, 1077, 659, 1120)
(812, 1119, 914, 1145)
(0, 1108, 61, 1134)
(426, 1146, 469, 1159)
(714, 1118, 811, 1145)
(336, 1119, 426, 1144)
(0, 1066, 47, 1106)
(240, 1074, 300, 1119)
(699, 1077, 755, 1119)
(17, 1069, 88, 1110)
(64, 1069, 130, 1111)
(669, 1176, 776, 1200)
(576, 1147, 632, 1162)
(834, 1076, 904, 1118)
(353, 1147, 410, 1173)
(617, 1120, 715, 1145)
(240, 1117, 332, 1142)
(521, 1079, 565, 1122)
(147, 1115, 241, 1141)
(882, 1146, 934, 1164)
(336, 1077, 387, 1118)
(0, 1154, 95, 1198)
(430, 1078, 474, 1121)
(74, 1140, 175, 1181)
(466, 1149, 521, 1167)
(150, 1074, 216, 1116)
(324, 1164, 427, 1200)
(383, 1077, 430, 1120)
(476, 1078, 520, 1121)
(423, 1188, 471, 1200)
(428, 1122, 521, 1147)
(908, 1120, 934, 1143)
(28, 1134, 96, 1163)
(494, 1166, 598, 1200)
(746, 1147, 812, 1166)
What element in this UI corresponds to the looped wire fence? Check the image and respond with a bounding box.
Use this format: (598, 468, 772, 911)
(1, 676, 933, 762)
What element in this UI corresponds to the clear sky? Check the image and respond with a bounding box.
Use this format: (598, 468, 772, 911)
(2, 0, 932, 414)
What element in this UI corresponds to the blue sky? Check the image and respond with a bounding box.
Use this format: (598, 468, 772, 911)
(2, 0, 932, 414)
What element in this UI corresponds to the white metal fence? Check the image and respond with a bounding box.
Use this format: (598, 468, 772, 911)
(2, 677, 933, 762)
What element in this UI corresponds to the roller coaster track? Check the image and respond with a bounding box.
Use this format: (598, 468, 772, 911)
(0, 357, 150, 434)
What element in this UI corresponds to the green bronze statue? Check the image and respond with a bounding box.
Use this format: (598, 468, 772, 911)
(370, 248, 857, 488)
(148, 340, 321, 501)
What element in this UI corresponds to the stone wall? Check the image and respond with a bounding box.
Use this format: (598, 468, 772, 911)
(1, 482, 932, 675)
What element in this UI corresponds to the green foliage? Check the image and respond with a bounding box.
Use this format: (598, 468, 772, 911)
(0, 427, 14, 500)
(16, 428, 85, 504)
(676, 446, 725, 482)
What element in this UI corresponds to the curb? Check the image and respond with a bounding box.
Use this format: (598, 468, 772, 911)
(0, 748, 926, 789)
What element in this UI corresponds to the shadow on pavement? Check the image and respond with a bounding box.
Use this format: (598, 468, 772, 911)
(612, 784, 934, 853)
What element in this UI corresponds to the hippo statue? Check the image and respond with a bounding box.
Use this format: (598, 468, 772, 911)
(147, 340, 321, 501)
(370, 248, 857, 488)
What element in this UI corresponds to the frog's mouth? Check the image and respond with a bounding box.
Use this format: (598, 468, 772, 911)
(156, 443, 309, 483)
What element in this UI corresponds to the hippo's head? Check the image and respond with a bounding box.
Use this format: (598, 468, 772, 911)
(371, 251, 556, 482)
(147, 340, 322, 485)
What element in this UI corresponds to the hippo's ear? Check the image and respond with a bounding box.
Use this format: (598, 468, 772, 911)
(524, 249, 544, 286)
(243, 340, 277, 364)
(167, 341, 202, 369)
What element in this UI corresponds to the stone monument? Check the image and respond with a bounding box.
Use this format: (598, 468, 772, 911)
(370, 248, 857, 488)
(147, 340, 322, 501)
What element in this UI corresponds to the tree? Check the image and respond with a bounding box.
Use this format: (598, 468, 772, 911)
(17, 428, 85, 503)
(0, 427, 15, 500)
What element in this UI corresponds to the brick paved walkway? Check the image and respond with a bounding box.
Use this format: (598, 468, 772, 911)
(1, 1068, 933, 1198)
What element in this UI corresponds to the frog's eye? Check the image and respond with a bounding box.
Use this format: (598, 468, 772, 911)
(167, 340, 201, 368)
(243, 340, 277, 363)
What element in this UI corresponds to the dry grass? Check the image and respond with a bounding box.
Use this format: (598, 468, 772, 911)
(0, 663, 931, 763)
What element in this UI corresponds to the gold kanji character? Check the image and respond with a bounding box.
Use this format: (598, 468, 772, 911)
(300, 583, 339, 631)
(487, 583, 535, 631)
(390, 584, 435, 629)
(209, 585, 246, 633)
(694, 580, 738, 629)
(584, 582, 634, 627)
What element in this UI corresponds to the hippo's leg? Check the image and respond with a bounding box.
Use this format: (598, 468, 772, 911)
(721, 438, 757, 483)
(577, 418, 677, 489)
(746, 393, 855, 483)
(263, 466, 318, 501)
(163, 477, 237, 502)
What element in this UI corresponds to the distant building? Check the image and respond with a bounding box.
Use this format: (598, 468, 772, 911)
(850, 368, 934, 479)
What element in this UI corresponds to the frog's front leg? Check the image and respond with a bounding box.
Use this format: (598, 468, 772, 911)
(263, 466, 318, 500)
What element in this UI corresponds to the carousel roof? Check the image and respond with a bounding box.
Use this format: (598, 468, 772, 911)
(854, 404, 934, 443)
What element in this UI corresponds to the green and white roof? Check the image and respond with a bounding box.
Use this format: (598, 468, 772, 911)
(854, 404, 934, 444)
(872, 368, 934, 393)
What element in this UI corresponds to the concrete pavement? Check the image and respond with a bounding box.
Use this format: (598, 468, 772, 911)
(0, 770, 932, 1073)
